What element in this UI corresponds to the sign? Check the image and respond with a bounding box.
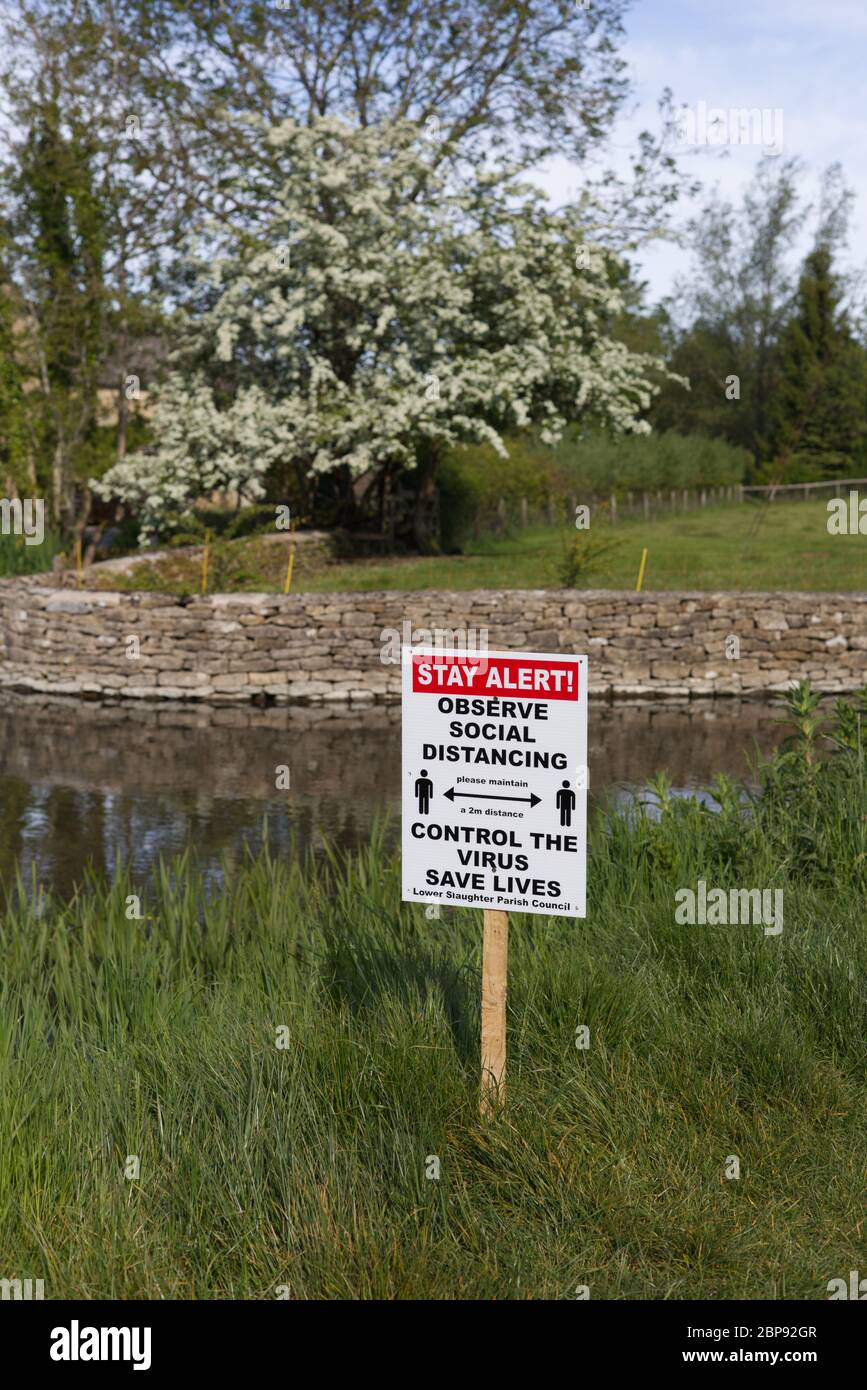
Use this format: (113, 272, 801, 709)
(401, 648, 588, 918)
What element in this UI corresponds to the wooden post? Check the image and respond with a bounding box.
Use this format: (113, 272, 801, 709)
(283, 540, 296, 593)
(520, 496, 529, 527)
(480, 909, 508, 1116)
(636, 547, 648, 593)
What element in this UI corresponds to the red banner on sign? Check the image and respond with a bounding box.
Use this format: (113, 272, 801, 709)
(411, 653, 579, 701)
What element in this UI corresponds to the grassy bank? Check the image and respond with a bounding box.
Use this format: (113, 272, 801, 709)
(90, 499, 867, 595)
(1, 687, 865, 1299)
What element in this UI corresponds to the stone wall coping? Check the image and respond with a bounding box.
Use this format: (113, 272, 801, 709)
(3, 578, 865, 604)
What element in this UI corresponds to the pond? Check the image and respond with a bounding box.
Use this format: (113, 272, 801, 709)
(0, 693, 791, 899)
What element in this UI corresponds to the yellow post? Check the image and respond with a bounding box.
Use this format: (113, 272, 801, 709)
(201, 531, 210, 594)
(75, 539, 82, 590)
(480, 909, 508, 1116)
(635, 547, 648, 593)
(283, 540, 296, 594)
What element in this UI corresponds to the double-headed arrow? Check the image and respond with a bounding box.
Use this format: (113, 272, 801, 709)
(444, 787, 541, 807)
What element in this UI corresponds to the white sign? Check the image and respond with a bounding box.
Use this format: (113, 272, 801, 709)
(401, 648, 588, 918)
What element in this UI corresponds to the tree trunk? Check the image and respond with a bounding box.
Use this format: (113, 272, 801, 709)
(117, 254, 129, 460)
(72, 485, 92, 550)
(52, 439, 66, 533)
(411, 446, 441, 554)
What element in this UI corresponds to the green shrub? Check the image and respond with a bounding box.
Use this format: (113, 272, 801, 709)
(223, 503, 286, 540)
(557, 530, 624, 587)
(160, 504, 283, 549)
(549, 427, 750, 495)
(439, 435, 558, 549)
(439, 429, 750, 549)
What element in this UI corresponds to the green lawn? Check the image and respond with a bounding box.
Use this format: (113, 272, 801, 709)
(1, 689, 864, 1299)
(296, 500, 866, 593)
(90, 499, 867, 595)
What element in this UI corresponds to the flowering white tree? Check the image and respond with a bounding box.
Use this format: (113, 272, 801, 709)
(98, 116, 672, 546)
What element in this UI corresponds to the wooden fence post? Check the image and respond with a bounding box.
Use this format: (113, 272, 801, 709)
(481, 909, 508, 1116)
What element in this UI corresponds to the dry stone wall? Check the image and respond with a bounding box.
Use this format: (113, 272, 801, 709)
(0, 579, 864, 703)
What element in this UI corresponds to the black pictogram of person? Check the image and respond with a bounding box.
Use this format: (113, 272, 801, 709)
(415, 769, 434, 814)
(556, 779, 576, 827)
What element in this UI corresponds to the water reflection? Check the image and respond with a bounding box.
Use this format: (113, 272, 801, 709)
(0, 693, 789, 898)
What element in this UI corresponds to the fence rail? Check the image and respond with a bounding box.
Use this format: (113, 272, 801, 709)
(480, 478, 865, 534)
(481, 486, 742, 534)
(741, 477, 867, 498)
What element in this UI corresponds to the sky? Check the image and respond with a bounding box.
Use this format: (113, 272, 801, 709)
(536, 0, 867, 307)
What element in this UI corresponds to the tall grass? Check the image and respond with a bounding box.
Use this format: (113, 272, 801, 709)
(0, 685, 864, 1299)
(0, 529, 59, 577)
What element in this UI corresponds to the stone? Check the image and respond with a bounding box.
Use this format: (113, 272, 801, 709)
(2, 579, 866, 705)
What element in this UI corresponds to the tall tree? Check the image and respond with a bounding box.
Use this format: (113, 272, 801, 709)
(97, 117, 676, 550)
(651, 156, 810, 465)
(146, 0, 632, 167)
(0, 275, 30, 492)
(0, 0, 693, 537)
(137, 2, 692, 260)
(0, 1, 181, 528)
(765, 244, 867, 480)
(651, 158, 865, 479)
(7, 91, 108, 529)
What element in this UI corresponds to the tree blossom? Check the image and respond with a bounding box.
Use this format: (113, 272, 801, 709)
(97, 117, 673, 541)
